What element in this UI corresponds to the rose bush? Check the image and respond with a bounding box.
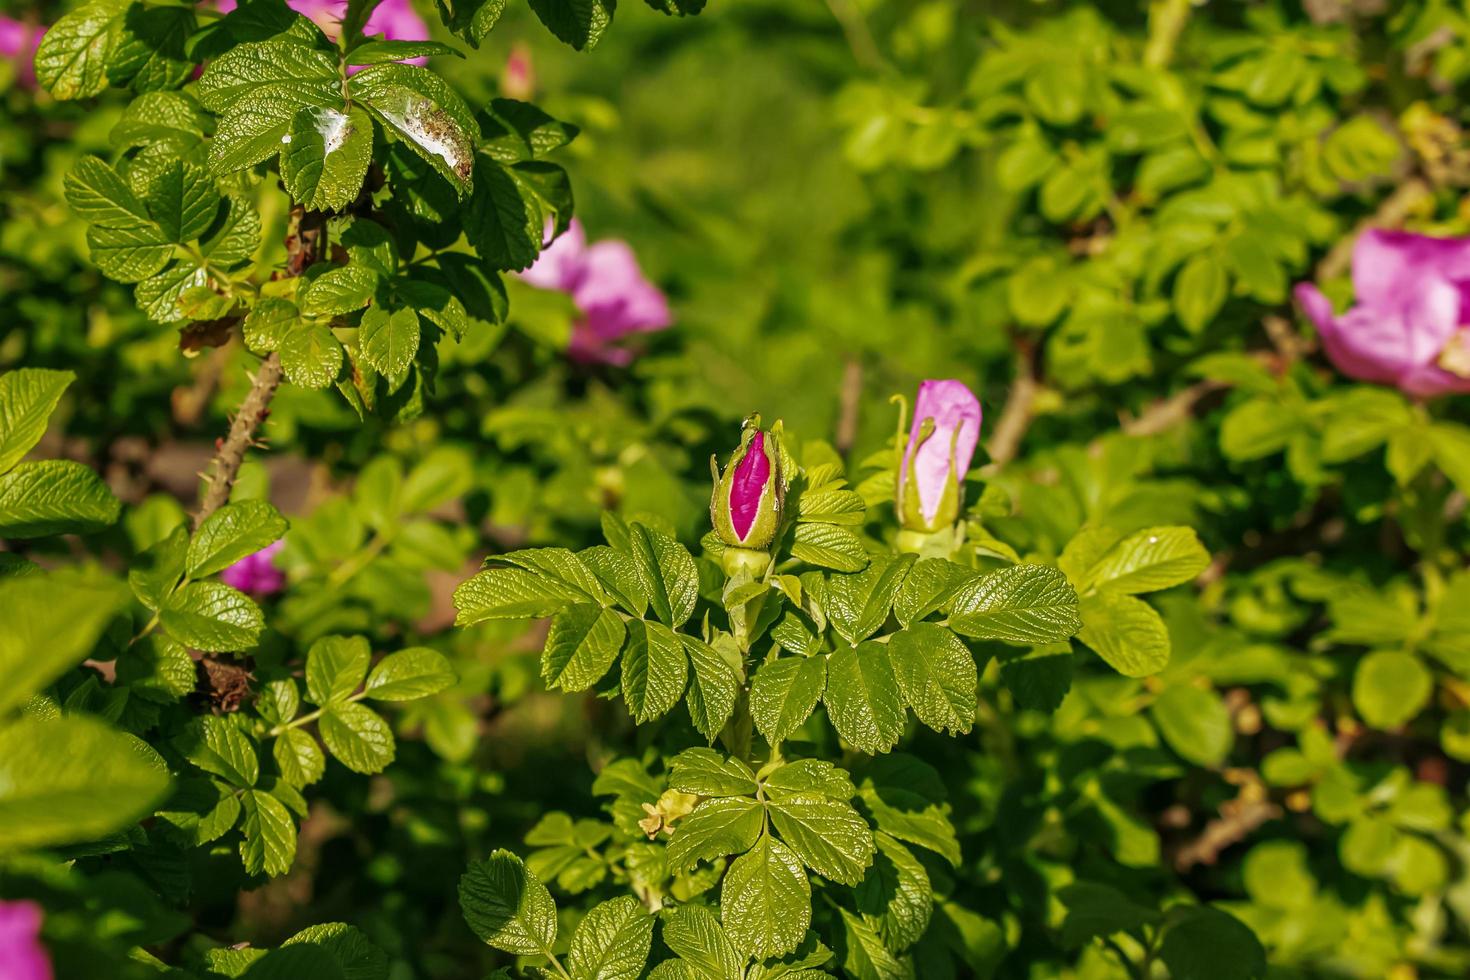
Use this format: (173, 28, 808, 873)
(1, 1, 1468, 979)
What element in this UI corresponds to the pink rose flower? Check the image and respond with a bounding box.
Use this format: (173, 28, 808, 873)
(520, 220, 673, 365)
(1, 16, 44, 87)
(1295, 229, 1470, 398)
(502, 42, 535, 100)
(216, 0, 429, 66)
(897, 380, 982, 532)
(0, 901, 53, 980)
(219, 540, 285, 596)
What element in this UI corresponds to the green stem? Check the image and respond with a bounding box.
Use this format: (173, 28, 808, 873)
(131, 610, 162, 646)
(1144, 0, 1193, 69)
(543, 949, 572, 980)
(267, 691, 366, 737)
(326, 531, 392, 589)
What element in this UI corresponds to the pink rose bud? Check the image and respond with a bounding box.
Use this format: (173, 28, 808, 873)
(502, 42, 535, 100)
(0, 901, 53, 980)
(519, 219, 672, 365)
(1295, 229, 1470, 398)
(711, 421, 785, 555)
(897, 380, 981, 533)
(219, 540, 285, 596)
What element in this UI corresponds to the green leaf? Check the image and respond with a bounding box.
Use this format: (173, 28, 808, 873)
(0, 577, 122, 714)
(300, 265, 379, 316)
(721, 833, 812, 961)
(349, 63, 477, 191)
(763, 759, 855, 801)
(0, 714, 170, 851)
(177, 715, 259, 787)
(1078, 591, 1170, 677)
(790, 522, 869, 573)
(494, 548, 614, 605)
(0, 369, 73, 475)
(1429, 422, 1470, 498)
(855, 834, 931, 952)
(359, 306, 421, 392)
(259, 676, 303, 730)
(683, 634, 742, 741)
(161, 581, 265, 651)
(281, 105, 375, 212)
(130, 525, 189, 608)
(621, 620, 689, 723)
(826, 555, 913, 645)
(1151, 685, 1233, 767)
(466, 158, 543, 271)
(666, 796, 764, 873)
(453, 566, 587, 623)
(542, 603, 626, 692)
(1158, 906, 1266, 980)
(893, 558, 974, 628)
(999, 646, 1072, 712)
(0, 460, 122, 538)
(669, 747, 758, 797)
(281, 922, 389, 980)
(767, 794, 874, 885)
(567, 896, 654, 980)
(143, 159, 221, 244)
(198, 36, 341, 176)
(107, 3, 194, 92)
(280, 324, 346, 389)
(750, 656, 827, 748)
(857, 756, 960, 866)
(320, 702, 395, 774)
(824, 644, 904, 756)
(583, 546, 650, 617)
(1174, 253, 1227, 334)
(306, 636, 372, 704)
(1352, 650, 1432, 729)
(528, 0, 615, 50)
(948, 564, 1080, 644)
(1080, 527, 1209, 594)
(660, 905, 743, 980)
(797, 488, 866, 525)
(274, 729, 326, 787)
(837, 907, 907, 980)
(349, 38, 464, 63)
(459, 849, 558, 956)
(118, 633, 196, 702)
(364, 646, 456, 701)
(887, 624, 976, 736)
(34, 0, 125, 100)
(188, 499, 288, 578)
(1057, 881, 1160, 948)
(1025, 58, 1087, 125)
(631, 523, 699, 628)
(240, 789, 297, 877)
(481, 98, 581, 162)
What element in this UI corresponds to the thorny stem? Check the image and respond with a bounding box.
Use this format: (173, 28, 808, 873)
(194, 206, 325, 528)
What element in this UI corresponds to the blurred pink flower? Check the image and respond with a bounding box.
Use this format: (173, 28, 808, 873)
(520, 220, 672, 365)
(502, 42, 535, 100)
(1, 16, 44, 87)
(898, 380, 981, 531)
(0, 901, 52, 980)
(216, 0, 429, 66)
(220, 540, 285, 596)
(1295, 229, 1470, 398)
